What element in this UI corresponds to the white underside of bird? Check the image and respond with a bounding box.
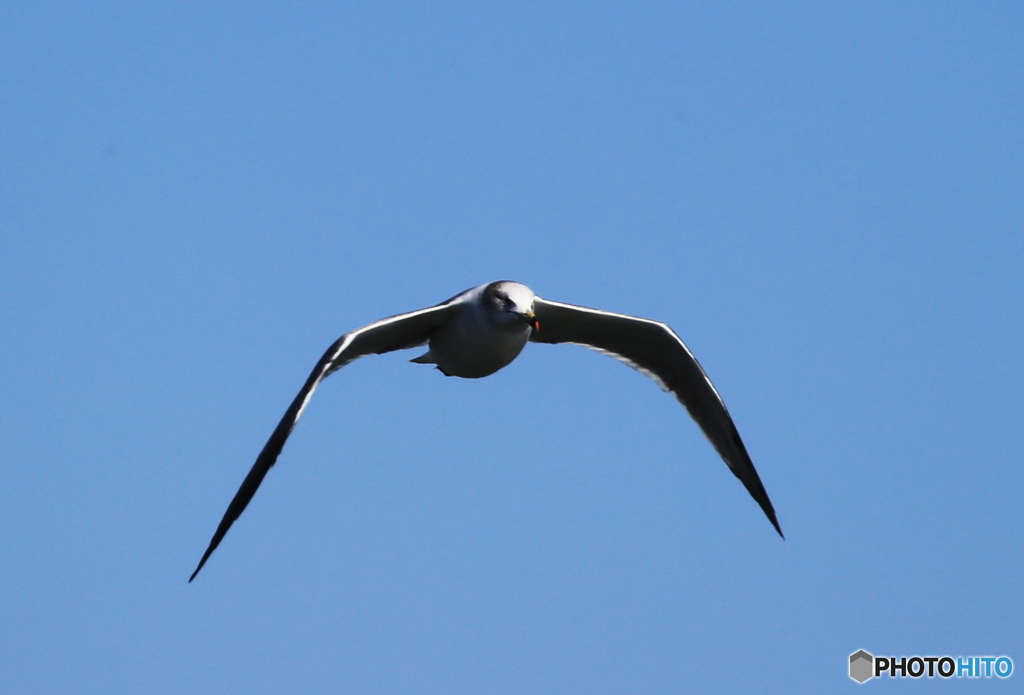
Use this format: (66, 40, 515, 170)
(409, 282, 536, 377)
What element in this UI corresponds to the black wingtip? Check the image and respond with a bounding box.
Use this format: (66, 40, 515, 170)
(730, 445, 784, 540)
(188, 561, 204, 584)
(757, 496, 784, 540)
(744, 474, 783, 540)
(188, 543, 217, 583)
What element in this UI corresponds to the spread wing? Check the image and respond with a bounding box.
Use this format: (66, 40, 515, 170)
(189, 301, 461, 582)
(530, 297, 782, 537)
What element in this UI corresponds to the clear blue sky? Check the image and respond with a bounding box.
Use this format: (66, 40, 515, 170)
(2, 2, 1021, 692)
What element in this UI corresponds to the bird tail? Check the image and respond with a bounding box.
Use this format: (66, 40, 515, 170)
(409, 350, 437, 365)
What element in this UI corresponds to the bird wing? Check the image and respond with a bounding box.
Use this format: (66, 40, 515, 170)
(529, 297, 782, 537)
(189, 300, 462, 582)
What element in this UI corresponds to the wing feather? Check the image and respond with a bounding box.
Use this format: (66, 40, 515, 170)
(530, 297, 782, 537)
(189, 301, 461, 582)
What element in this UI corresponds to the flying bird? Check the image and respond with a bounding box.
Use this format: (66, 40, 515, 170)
(189, 281, 782, 582)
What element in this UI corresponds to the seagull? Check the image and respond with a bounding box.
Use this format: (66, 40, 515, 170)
(189, 281, 782, 582)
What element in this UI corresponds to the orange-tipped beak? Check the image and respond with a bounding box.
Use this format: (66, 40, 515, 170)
(518, 310, 539, 331)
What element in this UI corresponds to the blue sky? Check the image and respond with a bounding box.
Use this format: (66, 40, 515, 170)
(2, 1, 1021, 692)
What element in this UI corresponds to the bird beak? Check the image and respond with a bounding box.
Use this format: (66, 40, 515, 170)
(518, 310, 540, 332)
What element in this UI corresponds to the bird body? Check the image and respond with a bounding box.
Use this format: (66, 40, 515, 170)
(189, 281, 782, 582)
(411, 281, 535, 378)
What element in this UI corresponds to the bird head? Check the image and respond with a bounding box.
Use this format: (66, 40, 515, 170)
(483, 281, 539, 331)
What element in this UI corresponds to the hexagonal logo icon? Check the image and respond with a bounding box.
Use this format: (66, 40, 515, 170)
(850, 650, 874, 683)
